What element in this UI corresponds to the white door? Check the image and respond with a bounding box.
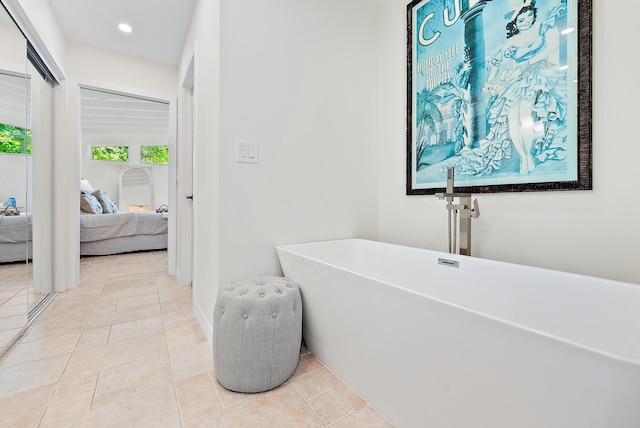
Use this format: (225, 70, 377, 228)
(176, 58, 194, 286)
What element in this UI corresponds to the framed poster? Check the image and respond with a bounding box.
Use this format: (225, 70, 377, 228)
(406, 0, 591, 194)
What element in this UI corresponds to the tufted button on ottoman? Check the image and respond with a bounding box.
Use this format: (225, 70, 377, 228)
(213, 276, 302, 393)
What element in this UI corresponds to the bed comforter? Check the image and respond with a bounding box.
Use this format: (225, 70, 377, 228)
(79, 211, 168, 256)
(0, 214, 32, 263)
(0, 214, 31, 243)
(80, 211, 167, 242)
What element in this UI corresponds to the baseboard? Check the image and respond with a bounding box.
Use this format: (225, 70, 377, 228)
(193, 299, 213, 345)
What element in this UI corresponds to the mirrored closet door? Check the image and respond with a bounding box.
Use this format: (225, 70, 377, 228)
(0, 0, 57, 357)
(0, 2, 29, 355)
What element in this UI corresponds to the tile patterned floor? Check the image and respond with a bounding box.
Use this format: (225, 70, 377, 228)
(0, 262, 30, 354)
(0, 250, 393, 427)
(1, 260, 47, 354)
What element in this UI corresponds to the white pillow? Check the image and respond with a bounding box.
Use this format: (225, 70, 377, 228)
(80, 178, 95, 192)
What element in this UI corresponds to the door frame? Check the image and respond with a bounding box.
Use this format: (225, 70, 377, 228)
(175, 55, 195, 286)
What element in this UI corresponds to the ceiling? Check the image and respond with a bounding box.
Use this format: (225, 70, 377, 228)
(47, 0, 197, 66)
(46, 0, 387, 68)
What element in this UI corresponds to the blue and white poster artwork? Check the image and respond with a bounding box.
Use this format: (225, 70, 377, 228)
(407, 0, 584, 194)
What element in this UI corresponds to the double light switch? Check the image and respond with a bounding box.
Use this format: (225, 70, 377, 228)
(237, 141, 258, 163)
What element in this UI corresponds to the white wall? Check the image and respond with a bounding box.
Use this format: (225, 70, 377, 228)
(378, 0, 640, 285)
(183, 0, 380, 336)
(66, 43, 177, 98)
(0, 22, 26, 76)
(219, 0, 380, 279)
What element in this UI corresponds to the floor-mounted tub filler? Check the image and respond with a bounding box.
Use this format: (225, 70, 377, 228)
(276, 239, 640, 428)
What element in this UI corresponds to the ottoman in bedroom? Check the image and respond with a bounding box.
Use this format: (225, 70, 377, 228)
(213, 276, 302, 393)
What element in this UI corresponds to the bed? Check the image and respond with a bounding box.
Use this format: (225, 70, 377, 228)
(0, 214, 32, 263)
(0, 211, 167, 262)
(78, 179, 168, 256)
(80, 211, 168, 256)
(1, 173, 169, 262)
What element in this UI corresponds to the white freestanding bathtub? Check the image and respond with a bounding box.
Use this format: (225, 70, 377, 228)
(276, 239, 640, 428)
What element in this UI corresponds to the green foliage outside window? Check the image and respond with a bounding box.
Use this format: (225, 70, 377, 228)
(91, 146, 129, 162)
(141, 145, 169, 164)
(0, 123, 32, 154)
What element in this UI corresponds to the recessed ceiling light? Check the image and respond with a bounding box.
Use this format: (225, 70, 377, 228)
(118, 23, 133, 33)
(561, 27, 575, 35)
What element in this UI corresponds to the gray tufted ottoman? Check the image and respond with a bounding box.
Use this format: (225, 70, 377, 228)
(213, 276, 302, 393)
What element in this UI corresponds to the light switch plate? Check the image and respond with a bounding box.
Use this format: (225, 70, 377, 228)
(237, 141, 258, 163)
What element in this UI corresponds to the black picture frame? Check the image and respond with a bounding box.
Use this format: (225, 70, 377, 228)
(406, 0, 592, 195)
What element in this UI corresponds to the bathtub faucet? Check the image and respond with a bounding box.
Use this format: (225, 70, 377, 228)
(435, 167, 480, 256)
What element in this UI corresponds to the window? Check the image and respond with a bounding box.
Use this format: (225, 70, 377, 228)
(0, 123, 32, 154)
(91, 146, 129, 162)
(140, 145, 168, 164)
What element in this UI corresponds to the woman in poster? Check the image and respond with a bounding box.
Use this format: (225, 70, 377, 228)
(456, 0, 567, 176)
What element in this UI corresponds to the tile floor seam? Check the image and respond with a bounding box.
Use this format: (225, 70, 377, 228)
(168, 366, 186, 426)
(326, 410, 358, 427)
(97, 291, 115, 344)
(207, 371, 230, 411)
(324, 405, 358, 427)
(158, 274, 196, 428)
(291, 382, 332, 402)
(86, 372, 100, 415)
(65, 341, 167, 379)
(157, 282, 189, 428)
(312, 388, 357, 426)
(70, 285, 104, 357)
(41, 386, 88, 426)
(290, 367, 331, 397)
(51, 347, 79, 400)
(329, 408, 357, 426)
(34, 382, 58, 428)
(93, 375, 170, 412)
(288, 366, 331, 426)
(105, 324, 112, 345)
(299, 388, 335, 427)
(177, 372, 220, 426)
(89, 370, 102, 411)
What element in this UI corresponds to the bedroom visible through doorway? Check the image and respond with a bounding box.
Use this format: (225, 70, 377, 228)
(78, 86, 171, 257)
